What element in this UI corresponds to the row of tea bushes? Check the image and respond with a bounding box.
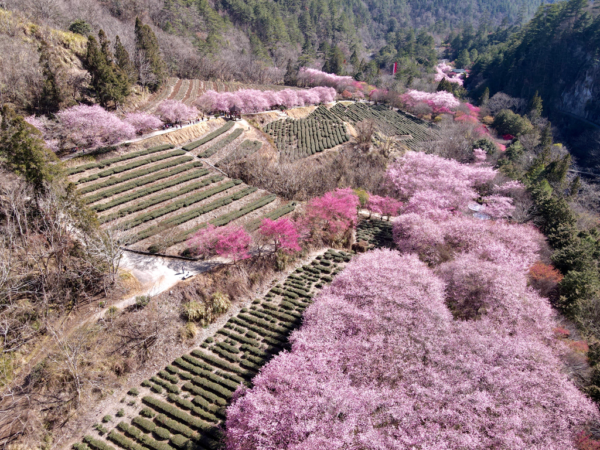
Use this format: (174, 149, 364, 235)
(198, 129, 243, 158)
(152, 192, 278, 248)
(77, 150, 186, 183)
(129, 185, 256, 243)
(182, 122, 235, 151)
(68, 145, 174, 175)
(117, 178, 238, 229)
(78, 158, 198, 192)
(91, 169, 211, 212)
(72, 250, 353, 450)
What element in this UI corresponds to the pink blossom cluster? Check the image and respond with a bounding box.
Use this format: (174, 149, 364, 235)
(258, 218, 301, 253)
(297, 68, 355, 91)
(386, 151, 496, 217)
(473, 148, 487, 162)
(434, 62, 464, 86)
(188, 218, 302, 260)
(226, 250, 598, 449)
(400, 89, 460, 113)
(157, 100, 199, 123)
(124, 112, 164, 134)
(303, 188, 359, 236)
(187, 224, 252, 262)
(365, 195, 402, 218)
(196, 87, 336, 114)
(57, 105, 135, 148)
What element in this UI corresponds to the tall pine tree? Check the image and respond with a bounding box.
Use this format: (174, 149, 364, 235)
(85, 31, 131, 107)
(38, 41, 63, 115)
(114, 35, 137, 84)
(134, 18, 167, 92)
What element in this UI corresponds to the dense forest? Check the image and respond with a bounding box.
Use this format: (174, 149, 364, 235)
(465, 0, 600, 169)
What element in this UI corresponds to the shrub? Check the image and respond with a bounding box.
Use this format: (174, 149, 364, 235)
(116, 409, 125, 418)
(492, 109, 534, 136)
(102, 415, 112, 423)
(128, 388, 139, 396)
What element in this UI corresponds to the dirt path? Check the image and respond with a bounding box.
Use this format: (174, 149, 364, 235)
(91, 251, 219, 320)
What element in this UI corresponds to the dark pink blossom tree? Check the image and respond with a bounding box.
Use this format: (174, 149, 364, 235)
(187, 224, 252, 262)
(124, 112, 163, 134)
(157, 100, 199, 123)
(257, 218, 301, 253)
(304, 188, 359, 237)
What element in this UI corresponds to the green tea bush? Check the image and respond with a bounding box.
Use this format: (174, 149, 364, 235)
(140, 407, 156, 418)
(198, 128, 243, 158)
(190, 350, 246, 375)
(132, 415, 156, 432)
(182, 122, 234, 151)
(83, 436, 116, 450)
(153, 427, 170, 440)
(155, 414, 195, 438)
(79, 158, 198, 192)
(69, 145, 174, 175)
(151, 376, 180, 394)
(107, 430, 144, 450)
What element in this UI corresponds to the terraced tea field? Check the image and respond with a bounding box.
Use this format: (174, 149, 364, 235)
(71, 249, 353, 450)
(69, 122, 293, 254)
(264, 102, 439, 159)
(329, 103, 440, 149)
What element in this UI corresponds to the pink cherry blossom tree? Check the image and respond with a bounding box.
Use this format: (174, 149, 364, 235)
(157, 100, 199, 123)
(226, 250, 598, 450)
(124, 112, 163, 134)
(386, 151, 496, 215)
(187, 224, 252, 263)
(434, 62, 464, 86)
(304, 188, 359, 239)
(257, 218, 301, 254)
(366, 195, 402, 220)
(195, 87, 336, 114)
(57, 104, 135, 148)
(400, 90, 461, 113)
(297, 68, 355, 91)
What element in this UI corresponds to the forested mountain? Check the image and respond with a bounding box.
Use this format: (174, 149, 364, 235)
(466, 0, 600, 168)
(0, 0, 549, 95)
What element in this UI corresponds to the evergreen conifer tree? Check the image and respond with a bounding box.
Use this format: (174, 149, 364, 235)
(528, 90, 543, 120)
(85, 31, 131, 107)
(38, 41, 63, 115)
(135, 18, 167, 92)
(114, 35, 137, 84)
(480, 87, 490, 105)
(0, 106, 61, 191)
(284, 60, 298, 86)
